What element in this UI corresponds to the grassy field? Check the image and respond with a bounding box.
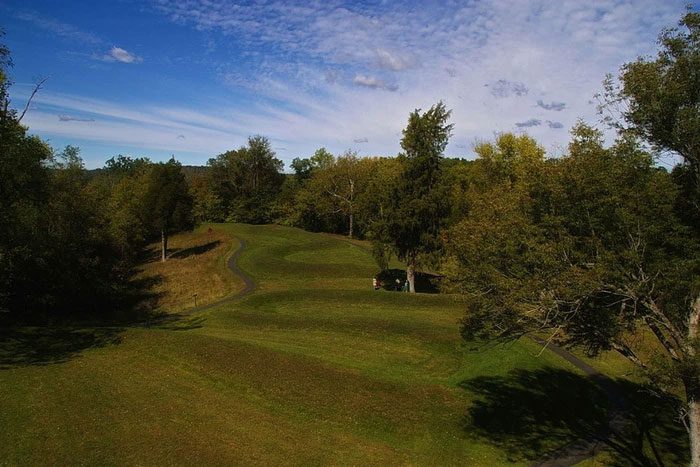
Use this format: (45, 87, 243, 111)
(0, 224, 688, 465)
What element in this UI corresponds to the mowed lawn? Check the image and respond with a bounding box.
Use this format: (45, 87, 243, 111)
(1, 224, 679, 465)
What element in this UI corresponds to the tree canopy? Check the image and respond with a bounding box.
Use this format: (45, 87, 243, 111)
(386, 101, 453, 292)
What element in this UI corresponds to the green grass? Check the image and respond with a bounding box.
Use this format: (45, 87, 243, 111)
(0, 224, 687, 465)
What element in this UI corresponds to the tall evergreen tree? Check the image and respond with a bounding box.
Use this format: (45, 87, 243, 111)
(388, 101, 453, 292)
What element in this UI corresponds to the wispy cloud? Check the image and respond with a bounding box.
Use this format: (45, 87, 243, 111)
(58, 114, 95, 122)
(374, 49, 415, 71)
(547, 121, 564, 129)
(101, 47, 142, 64)
(15, 11, 102, 44)
(352, 74, 398, 91)
(353, 137, 368, 143)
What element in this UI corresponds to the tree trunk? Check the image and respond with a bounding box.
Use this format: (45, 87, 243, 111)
(161, 229, 168, 262)
(687, 295, 700, 466)
(689, 396, 700, 467)
(407, 256, 416, 293)
(348, 179, 355, 239)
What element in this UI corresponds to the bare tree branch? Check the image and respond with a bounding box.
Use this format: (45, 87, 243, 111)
(17, 76, 48, 123)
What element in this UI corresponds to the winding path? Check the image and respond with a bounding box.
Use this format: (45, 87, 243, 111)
(184, 237, 257, 314)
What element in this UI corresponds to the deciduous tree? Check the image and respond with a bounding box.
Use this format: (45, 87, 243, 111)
(600, 11, 700, 461)
(143, 159, 194, 262)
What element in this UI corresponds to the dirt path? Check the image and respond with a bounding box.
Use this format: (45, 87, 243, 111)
(185, 237, 256, 314)
(529, 337, 628, 466)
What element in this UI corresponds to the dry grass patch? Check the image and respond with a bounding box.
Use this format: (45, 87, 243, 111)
(139, 226, 244, 312)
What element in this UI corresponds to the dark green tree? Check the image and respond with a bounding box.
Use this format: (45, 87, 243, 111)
(143, 159, 194, 262)
(388, 101, 453, 292)
(207, 135, 283, 223)
(291, 148, 335, 185)
(0, 36, 53, 315)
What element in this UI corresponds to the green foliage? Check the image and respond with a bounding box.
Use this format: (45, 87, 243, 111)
(370, 240, 392, 271)
(386, 101, 453, 278)
(142, 159, 194, 260)
(290, 154, 400, 239)
(603, 10, 700, 184)
(290, 148, 334, 185)
(189, 174, 224, 223)
(207, 135, 284, 223)
(290, 157, 313, 183)
(446, 125, 699, 397)
(104, 154, 151, 178)
(0, 111, 129, 318)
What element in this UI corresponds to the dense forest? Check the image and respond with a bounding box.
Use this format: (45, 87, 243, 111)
(2, 10, 700, 463)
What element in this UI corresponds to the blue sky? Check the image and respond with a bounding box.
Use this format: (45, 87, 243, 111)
(1, 0, 694, 169)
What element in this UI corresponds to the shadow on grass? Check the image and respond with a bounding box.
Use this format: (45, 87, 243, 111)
(0, 270, 206, 370)
(0, 313, 207, 370)
(459, 367, 688, 466)
(0, 326, 124, 369)
(141, 240, 222, 263)
(141, 313, 207, 331)
(170, 240, 221, 259)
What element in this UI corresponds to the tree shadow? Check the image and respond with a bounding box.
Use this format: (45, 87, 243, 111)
(0, 326, 124, 369)
(111, 273, 165, 320)
(141, 240, 222, 263)
(0, 269, 206, 370)
(459, 367, 688, 466)
(169, 240, 221, 259)
(0, 313, 206, 370)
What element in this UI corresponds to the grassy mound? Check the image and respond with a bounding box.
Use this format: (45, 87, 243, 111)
(0, 224, 686, 465)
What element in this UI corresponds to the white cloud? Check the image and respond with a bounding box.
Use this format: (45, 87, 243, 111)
(102, 47, 142, 64)
(374, 48, 415, 71)
(352, 74, 398, 91)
